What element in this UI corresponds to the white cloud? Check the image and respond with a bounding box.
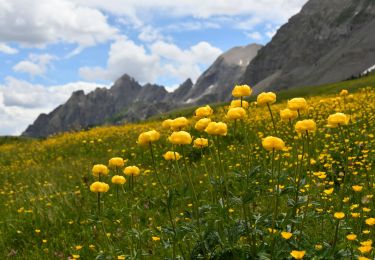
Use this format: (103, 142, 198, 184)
(80, 38, 222, 84)
(0, 0, 118, 50)
(0, 77, 108, 135)
(166, 21, 220, 32)
(13, 53, 57, 77)
(0, 43, 18, 54)
(246, 31, 263, 41)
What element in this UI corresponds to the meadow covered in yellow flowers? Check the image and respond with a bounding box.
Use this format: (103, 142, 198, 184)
(0, 82, 374, 259)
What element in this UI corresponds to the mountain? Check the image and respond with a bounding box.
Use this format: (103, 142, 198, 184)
(22, 44, 261, 137)
(242, 0, 375, 92)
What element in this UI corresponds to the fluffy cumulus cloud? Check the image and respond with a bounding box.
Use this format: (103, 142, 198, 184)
(0, 77, 107, 135)
(80, 38, 222, 84)
(0, 0, 118, 50)
(13, 54, 57, 77)
(0, 43, 18, 54)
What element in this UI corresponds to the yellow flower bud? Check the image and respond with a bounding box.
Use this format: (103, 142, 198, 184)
(92, 164, 109, 177)
(137, 130, 160, 145)
(195, 105, 213, 118)
(90, 182, 109, 193)
(168, 131, 192, 145)
(262, 136, 285, 151)
(111, 175, 126, 185)
(295, 119, 316, 134)
(124, 166, 140, 177)
(290, 250, 305, 259)
(257, 92, 276, 106)
(108, 157, 125, 168)
(193, 138, 208, 148)
(280, 108, 298, 121)
(205, 122, 227, 136)
(227, 107, 246, 120)
(230, 99, 249, 108)
(171, 117, 189, 130)
(232, 84, 252, 98)
(327, 113, 349, 128)
(163, 151, 181, 161)
(287, 98, 307, 111)
(162, 119, 173, 129)
(195, 118, 211, 131)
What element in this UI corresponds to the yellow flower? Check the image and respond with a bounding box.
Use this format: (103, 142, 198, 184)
(262, 136, 285, 151)
(163, 151, 181, 161)
(90, 182, 110, 193)
(193, 138, 208, 148)
(315, 244, 323, 250)
(195, 118, 211, 131)
(205, 122, 228, 136)
(327, 113, 349, 128)
(162, 119, 173, 129)
(352, 185, 363, 192)
(171, 117, 189, 130)
(257, 92, 276, 106)
(137, 130, 160, 145)
(117, 256, 126, 260)
(232, 84, 252, 98)
(287, 98, 307, 111)
(195, 105, 213, 118)
(351, 212, 361, 218)
(360, 240, 372, 246)
(358, 245, 372, 254)
(357, 256, 370, 260)
(346, 234, 357, 241)
(152, 236, 161, 241)
(295, 119, 316, 133)
(340, 89, 348, 96)
(280, 108, 298, 121)
(124, 166, 140, 177)
(290, 250, 305, 259)
(281, 231, 292, 240)
(168, 131, 192, 145)
(226, 107, 246, 120)
(334, 212, 345, 219)
(108, 157, 125, 168)
(72, 255, 80, 259)
(230, 99, 249, 108)
(324, 188, 334, 195)
(365, 218, 375, 226)
(111, 175, 126, 185)
(92, 164, 109, 177)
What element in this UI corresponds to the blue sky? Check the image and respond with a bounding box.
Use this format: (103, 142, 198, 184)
(0, 0, 308, 135)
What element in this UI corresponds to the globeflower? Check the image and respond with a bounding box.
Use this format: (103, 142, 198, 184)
(111, 175, 126, 185)
(92, 164, 109, 177)
(168, 131, 192, 145)
(262, 136, 285, 151)
(327, 113, 349, 128)
(281, 231, 292, 240)
(290, 250, 305, 259)
(280, 108, 298, 121)
(163, 151, 181, 161)
(340, 89, 348, 96)
(205, 122, 228, 136)
(195, 105, 213, 118)
(195, 118, 211, 131)
(124, 166, 140, 177)
(171, 117, 189, 130)
(108, 157, 125, 168)
(287, 98, 307, 111)
(365, 218, 375, 226)
(193, 138, 208, 148)
(90, 182, 110, 193)
(295, 119, 317, 134)
(230, 99, 249, 108)
(162, 119, 173, 129)
(137, 130, 160, 145)
(352, 185, 363, 192)
(257, 92, 276, 106)
(346, 234, 357, 241)
(226, 107, 246, 120)
(334, 212, 345, 219)
(232, 84, 252, 98)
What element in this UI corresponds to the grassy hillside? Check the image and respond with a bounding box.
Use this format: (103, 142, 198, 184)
(0, 83, 374, 259)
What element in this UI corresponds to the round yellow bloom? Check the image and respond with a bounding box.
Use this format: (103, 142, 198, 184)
(365, 218, 375, 226)
(193, 138, 208, 148)
(108, 157, 125, 168)
(111, 175, 126, 185)
(152, 236, 160, 241)
(168, 131, 192, 145)
(346, 234, 357, 241)
(352, 185, 363, 192)
(290, 250, 305, 259)
(205, 122, 228, 136)
(295, 119, 316, 134)
(287, 98, 307, 111)
(281, 231, 292, 240)
(124, 166, 140, 177)
(280, 108, 298, 121)
(262, 136, 285, 151)
(137, 130, 160, 145)
(195, 118, 211, 131)
(90, 182, 110, 193)
(340, 89, 348, 96)
(195, 105, 213, 118)
(327, 113, 349, 128)
(358, 245, 372, 254)
(163, 151, 181, 161)
(324, 188, 334, 195)
(92, 164, 109, 177)
(162, 119, 173, 129)
(357, 256, 371, 260)
(232, 84, 252, 98)
(230, 99, 249, 108)
(257, 92, 276, 106)
(360, 240, 372, 246)
(227, 107, 246, 120)
(334, 212, 345, 219)
(171, 117, 189, 130)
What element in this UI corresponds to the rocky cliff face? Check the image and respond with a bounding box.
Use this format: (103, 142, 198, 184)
(22, 44, 261, 138)
(242, 0, 375, 92)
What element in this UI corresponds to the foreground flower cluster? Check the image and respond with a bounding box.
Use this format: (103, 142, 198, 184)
(0, 85, 373, 259)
